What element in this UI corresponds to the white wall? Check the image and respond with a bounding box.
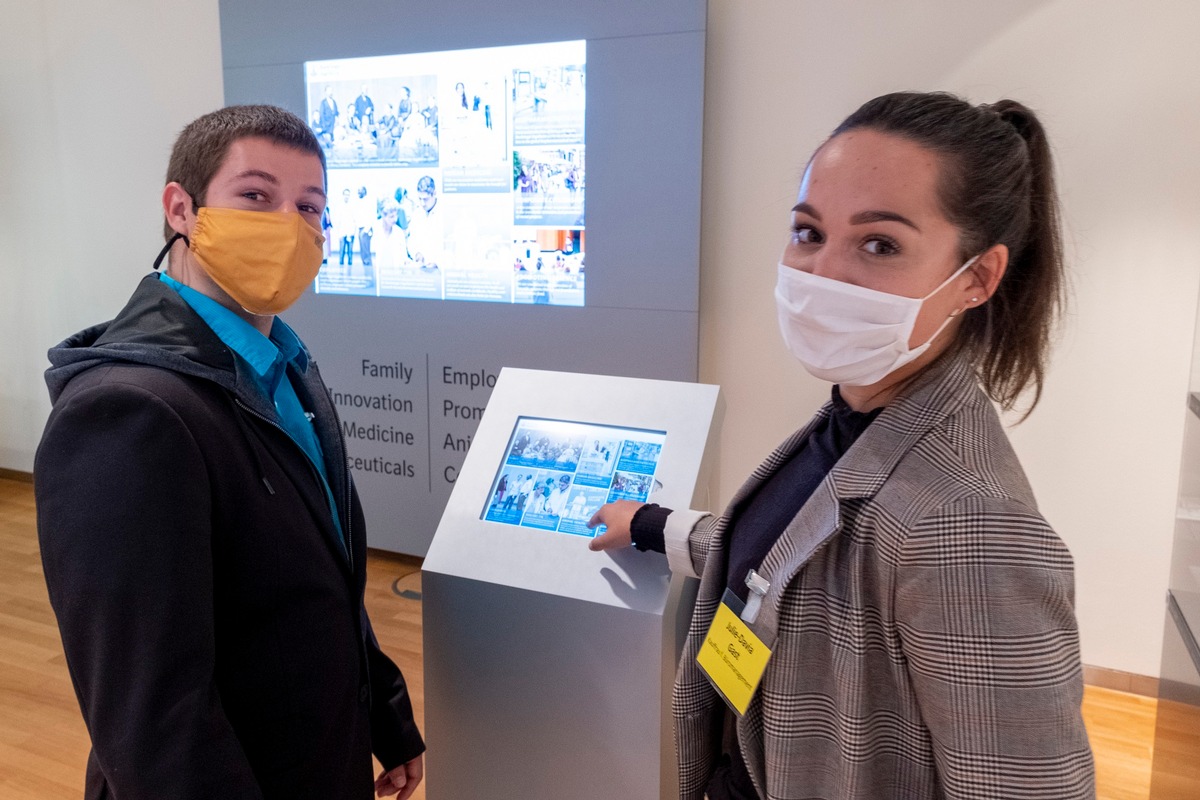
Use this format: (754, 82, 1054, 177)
(700, 0, 1200, 677)
(0, 0, 223, 469)
(2, 0, 1197, 677)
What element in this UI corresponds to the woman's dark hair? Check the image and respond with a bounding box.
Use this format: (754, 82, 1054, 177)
(833, 91, 1063, 414)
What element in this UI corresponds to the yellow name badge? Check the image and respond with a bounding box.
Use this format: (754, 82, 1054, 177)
(696, 593, 773, 716)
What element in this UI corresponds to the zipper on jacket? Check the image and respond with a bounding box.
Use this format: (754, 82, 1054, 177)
(314, 382, 374, 699)
(234, 397, 352, 572)
(235, 395, 374, 707)
(318, 384, 355, 580)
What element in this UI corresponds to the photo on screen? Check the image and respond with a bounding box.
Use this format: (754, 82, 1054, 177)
(482, 417, 666, 537)
(513, 146, 585, 227)
(511, 62, 585, 146)
(306, 39, 586, 306)
(511, 227, 584, 306)
(308, 75, 439, 168)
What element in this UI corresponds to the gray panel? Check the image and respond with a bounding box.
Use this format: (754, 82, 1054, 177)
(1162, 593, 1200, 704)
(218, 0, 705, 68)
(585, 31, 704, 312)
(288, 291, 699, 379)
(218, 0, 705, 554)
(223, 63, 307, 113)
(1150, 602, 1200, 797)
(423, 572, 683, 800)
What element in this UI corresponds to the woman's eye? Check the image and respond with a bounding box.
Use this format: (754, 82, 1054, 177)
(791, 225, 823, 245)
(863, 237, 899, 256)
(242, 191, 265, 202)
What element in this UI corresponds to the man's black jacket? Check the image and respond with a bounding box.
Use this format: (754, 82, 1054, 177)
(35, 274, 424, 799)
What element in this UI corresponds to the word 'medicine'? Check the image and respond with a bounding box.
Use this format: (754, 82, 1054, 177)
(342, 421, 417, 446)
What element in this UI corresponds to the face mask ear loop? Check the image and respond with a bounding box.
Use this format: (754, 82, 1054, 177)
(153, 232, 187, 271)
(922, 254, 981, 301)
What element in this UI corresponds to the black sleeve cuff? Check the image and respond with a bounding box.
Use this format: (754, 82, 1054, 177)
(630, 503, 672, 553)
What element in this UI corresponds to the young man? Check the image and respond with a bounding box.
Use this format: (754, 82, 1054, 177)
(35, 105, 424, 799)
(406, 175, 442, 270)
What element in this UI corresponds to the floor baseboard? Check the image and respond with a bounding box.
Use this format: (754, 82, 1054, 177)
(0, 468, 33, 484)
(1083, 664, 1159, 698)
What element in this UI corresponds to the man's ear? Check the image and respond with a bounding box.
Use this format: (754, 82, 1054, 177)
(968, 243, 1009, 303)
(162, 182, 194, 237)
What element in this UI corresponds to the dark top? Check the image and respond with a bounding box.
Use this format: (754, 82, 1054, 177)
(632, 387, 880, 597)
(630, 386, 880, 799)
(724, 388, 880, 602)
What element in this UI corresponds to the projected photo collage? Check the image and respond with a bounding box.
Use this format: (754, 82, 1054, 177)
(306, 41, 586, 305)
(482, 418, 666, 538)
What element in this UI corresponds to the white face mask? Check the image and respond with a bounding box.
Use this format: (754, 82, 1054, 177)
(774, 256, 978, 386)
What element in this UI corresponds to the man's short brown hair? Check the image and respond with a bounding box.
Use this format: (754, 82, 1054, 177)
(162, 104, 326, 240)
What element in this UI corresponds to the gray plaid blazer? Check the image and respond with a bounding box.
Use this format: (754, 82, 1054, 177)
(673, 354, 1095, 799)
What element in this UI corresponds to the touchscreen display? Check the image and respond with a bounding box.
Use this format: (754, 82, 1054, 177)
(481, 417, 666, 536)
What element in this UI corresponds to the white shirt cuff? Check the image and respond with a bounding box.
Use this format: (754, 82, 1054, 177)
(664, 508, 709, 578)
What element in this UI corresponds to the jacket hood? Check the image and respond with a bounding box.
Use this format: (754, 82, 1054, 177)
(46, 274, 239, 403)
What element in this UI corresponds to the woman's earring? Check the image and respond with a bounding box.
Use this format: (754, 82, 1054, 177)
(950, 297, 981, 318)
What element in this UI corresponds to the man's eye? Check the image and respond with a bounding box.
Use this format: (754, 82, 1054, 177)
(791, 225, 822, 244)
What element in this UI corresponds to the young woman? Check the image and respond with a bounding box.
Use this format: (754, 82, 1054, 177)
(589, 92, 1094, 800)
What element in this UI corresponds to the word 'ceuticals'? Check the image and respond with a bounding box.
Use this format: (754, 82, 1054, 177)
(442, 366, 497, 391)
(361, 359, 413, 384)
(329, 389, 414, 414)
(347, 455, 416, 478)
(342, 421, 416, 446)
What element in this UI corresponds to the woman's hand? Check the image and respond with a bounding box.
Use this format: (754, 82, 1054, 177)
(587, 500, 646, 551)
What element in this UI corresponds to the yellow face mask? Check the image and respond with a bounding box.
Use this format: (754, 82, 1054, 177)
(188, 207, 325, 316)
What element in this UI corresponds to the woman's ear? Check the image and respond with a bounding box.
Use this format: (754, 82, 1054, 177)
(968, 243, 1009, 305)
(162, 182, 194, 237)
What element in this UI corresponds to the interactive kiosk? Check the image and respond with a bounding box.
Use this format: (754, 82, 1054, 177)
(422, 368, 723, 800)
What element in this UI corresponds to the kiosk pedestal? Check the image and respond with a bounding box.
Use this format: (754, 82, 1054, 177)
(423, 368, 723, 800)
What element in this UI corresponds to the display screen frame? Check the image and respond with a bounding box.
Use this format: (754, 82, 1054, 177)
(481, 416, 666, 537)
(304, 39, 587, 306)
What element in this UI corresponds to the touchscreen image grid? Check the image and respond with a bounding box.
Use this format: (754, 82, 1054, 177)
(482, 418, 666, 537)
(305, 40, 586, 306)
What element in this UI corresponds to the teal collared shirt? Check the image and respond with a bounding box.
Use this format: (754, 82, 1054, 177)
(159, 272, 344, 549)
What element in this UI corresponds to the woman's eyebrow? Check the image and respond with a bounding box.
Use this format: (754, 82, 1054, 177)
(850, 209, 920, 231)
(791, 202, 820, 219)
(792, 203, 920, 232)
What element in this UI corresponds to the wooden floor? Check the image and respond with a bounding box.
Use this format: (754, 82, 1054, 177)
(0, 477, 1156, 798)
